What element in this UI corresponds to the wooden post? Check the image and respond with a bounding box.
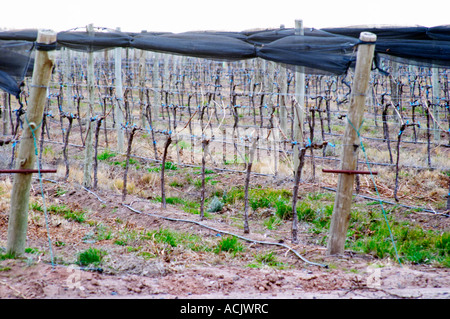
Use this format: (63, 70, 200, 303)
(326, 32, 377, 256)
(122, 125, 137, 201)
(279, 67, 288, 137)
(293, 19, 305, 176)
(152, 53, 160, 120)
(431, 67, 441, 142)
(7, 30, 57, 256)
(63, 48, 73, 113)
(160, 135, 172, 209)
(389, 61, 400, 123)
(199, 139, 210, 221)
(138, 49, 147, 128)
(243, 136, 258, 234)
(267, 62, 278, 173)
(292, 146, 306, 243)
(82, 24, 95, 188)
(2, 93, 10, 135)
(114, 27, 125, 153)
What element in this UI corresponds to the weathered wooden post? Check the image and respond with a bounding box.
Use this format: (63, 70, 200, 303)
(279, 66, 288, 137)
(152, 53, 161, 121)
(7, 30, 57, 256)
(243, 136, 258, 234)
(138, 49, 147, 128)
(114, 27, 125, 153)
(431, 67, 441, 142)
(2, 93, 10, 135)
(293, 19, 305, 176)
(82, 23, 95, 188)
(63, 47, 73, 113)
(326, 32, 377, 256)
(389, 61, 400, 123)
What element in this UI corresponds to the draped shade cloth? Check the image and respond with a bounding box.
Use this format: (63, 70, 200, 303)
(0, 25, 450, 96)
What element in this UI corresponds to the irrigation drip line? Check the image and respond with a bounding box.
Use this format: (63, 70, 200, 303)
(121, 203, 328, 268)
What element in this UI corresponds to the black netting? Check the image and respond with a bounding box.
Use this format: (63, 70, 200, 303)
(132, 32, 257, 60)
(257, 32, 359, 75)
(56, 29, 131, 52)
(375, 39, 450, 68)
(322, 25, 432, 40)
(1, 25, 450, 96)
(0, 40, 34, 97)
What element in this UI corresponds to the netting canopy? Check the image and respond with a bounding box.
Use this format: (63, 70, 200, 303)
(1, 25, 450, 97)
(0, 40, 34, 97)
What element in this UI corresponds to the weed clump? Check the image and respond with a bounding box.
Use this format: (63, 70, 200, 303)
(207, 196, 224, 213)
(224, 186, 291, 212)
(77, 247, 107, 266)
(97, 150, 116, 161)
(30, 202, 86, 223)
(348, 209, 450, 267)
(215, 236, 244, 255)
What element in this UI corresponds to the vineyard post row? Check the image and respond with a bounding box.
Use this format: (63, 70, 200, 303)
(3, 25, 450, 257)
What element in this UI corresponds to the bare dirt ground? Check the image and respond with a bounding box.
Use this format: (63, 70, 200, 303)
(1, 176, 449, 300)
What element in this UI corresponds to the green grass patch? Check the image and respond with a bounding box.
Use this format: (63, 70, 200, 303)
(76, 247, 107, 267)
(113, 228, 140, 246)
(97, 149, 117, 161)
(31, 202, 86, 223)
(193, 168, 215, 175)
(0, 253, 16, 261)
(147, 161, 178, 173)
(169, 180, 184, 187)
(25, 247, 41, 255)
(263, 215, 283, 230)
(165, 197, 185, 205)
(30, 202, 43, 212)
(347, 209, 450, 267)
(224, 186, 292, 212)
(142, 228, 211, 252)
(163, 161, 178, 170)
(193, 176, 217, 189)
(55, 187, 67, 197)
(215, 236, 244, 255)
(113, 157, 137, 168)
(248, 251, 287, 269)
(155, 196, 206, 217)
(48, 204, 86, 223)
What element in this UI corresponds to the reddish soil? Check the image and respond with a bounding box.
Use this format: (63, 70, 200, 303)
(0, 179, 449, 300)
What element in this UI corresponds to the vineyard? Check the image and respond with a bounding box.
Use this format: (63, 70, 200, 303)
(0, 25, 449, 299)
